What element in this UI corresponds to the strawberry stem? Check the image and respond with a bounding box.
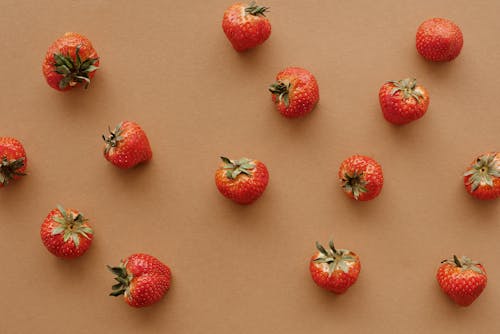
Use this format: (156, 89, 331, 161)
(53, 44, 99, 89)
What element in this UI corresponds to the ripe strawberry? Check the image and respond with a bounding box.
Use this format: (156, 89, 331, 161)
(42, 32, 99, 91)
(338, 155, 383, 201)
(436, 255, 487, 306)
(463, 152, 500, 200)
(379, 78, 430, 125)
(103, 121, 152, 169)
(215, 156, 269, 204)
(309, 240, 361, 294)
(416, 18, 463, 62)
(269, 67, 319, 118)
(40, 205, 94, 258)
(108, 253, 171, 308)
(222, 1, 271, 52)
(0, 137, 27, 187)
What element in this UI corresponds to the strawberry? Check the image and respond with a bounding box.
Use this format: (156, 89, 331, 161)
(379, 78, 430, 125)
(463, 152, 500, 200)
(42, 32, 99, 91)
(0, 137, 27, 187)
(103, 121, 152, 169)
(215, 156, 269, 204)
(222, 1, 271, 52)
(309, 240, 361, 294)
(436, 255, 487, 306)
(269, 67, 319, 118)
(416, 18, 463, 62)
(40, 205, 94, 258)
(338, 155, 383, 201)
(108, 253, 171, 308)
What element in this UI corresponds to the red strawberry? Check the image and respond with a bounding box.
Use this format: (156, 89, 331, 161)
(269, 67, 319, 118)
(436, 255, 487, 306)
(0, 137, 27, 187)
(338, 155, 383, 201)
(309, 240, 361, 294)
(416, 18, 463, 62)
(463, 152, 500, 200)
(103, 121, 152, 169)
(108, 253, 171, 308)
(40, 205, 94, 258)
(379, 78, 430, 125)
(215, 156, 269, 204)
(42, 32, 99, 91)
(222, 1, 271, 52)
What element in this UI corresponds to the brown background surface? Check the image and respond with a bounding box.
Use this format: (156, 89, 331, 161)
(1, 0, 499, 333)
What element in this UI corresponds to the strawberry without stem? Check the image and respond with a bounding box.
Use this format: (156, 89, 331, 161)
(436, 255, 487, 306)
(463, 152, 500, 200)
(338, 155, 383, 201)
(379, 78, 430, 125)
(42, 32, 99, 91)
(215, 156, 269, 204)
(222, 1, 271, 52)
(416, 18, 463, 62)
(108, 253, 171, 308)
(269, 67, 319, 118)
(309, 240, 361, 294)
(103, 121, 152, 169)
(0, 137, 27, 188)
(40, 205, 94, 259)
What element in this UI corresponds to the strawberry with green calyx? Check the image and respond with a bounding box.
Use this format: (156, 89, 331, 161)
(463, 152, 499, 200)
(0, 137, 27, 188)
(269, 67, 319, 118)
(338, 155, 384, 201)
(108, 253, 171, 308)
(102, 121, 152, 169)
(40, 205, 94, 258)
(222, 1, 272, 52)
(437, 255, 487, 306)
(215, 156, 269, 204)
(379, 78, 430, 125)
(309, 240, 361, 294)
(42, 32, 99, 91)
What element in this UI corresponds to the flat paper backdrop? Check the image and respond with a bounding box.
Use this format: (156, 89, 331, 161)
(0, 1, 499, 333)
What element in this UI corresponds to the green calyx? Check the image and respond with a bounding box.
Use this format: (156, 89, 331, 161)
(53, 44, 99, 89)
(102, 123, 124, 154)
(221, 156, 255, 180)
(313, 240, 356, 276)
(441, 255, 485, 275)
(107, 261, 132, 297)
(341, 171, 367, 200)
(0, 156, 26, 185)
(389, 78, 423, 103)
(269, 81, 291, 107)
(245, 1, 269, 16)
(51, 205, 93, 248)
(464, 153, 500, 191)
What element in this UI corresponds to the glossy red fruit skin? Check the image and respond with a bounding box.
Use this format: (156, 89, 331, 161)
(416, 18, 463, 62)
(0, 137, 27, 188)
(464, 152, 500, 200)
(437, 262, 487, 306)
(271, 67, 319, 118)
(42, 32, 99, 91)
(379, 82, 430, 125)
(309, 251, 361, 294)
(215, 160, 269, 204)
(40, 208, 93, 259)
(222, 2, 271, 52)
(338, 155, 384, 201)
(123, 254, 171, 308)
(103, 121, 152, 169)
